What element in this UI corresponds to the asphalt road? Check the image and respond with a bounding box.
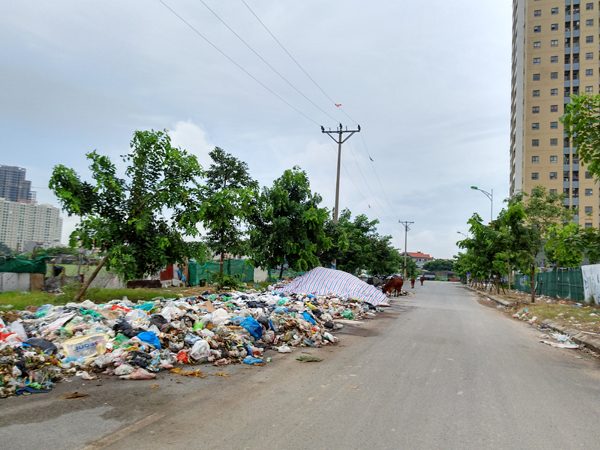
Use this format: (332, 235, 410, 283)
(3, 282, 600, 449)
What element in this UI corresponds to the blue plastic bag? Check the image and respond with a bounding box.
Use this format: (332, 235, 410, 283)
(136, 331, 162, 349)
(302, 311, 316, 325)
(241, 316, 263, 340)
(243, 356, 264, 364)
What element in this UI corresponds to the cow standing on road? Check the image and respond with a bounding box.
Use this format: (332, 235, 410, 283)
(382, 277, 404, 297)
(410, 278, 415, 289)
(420, 276, 425, 286)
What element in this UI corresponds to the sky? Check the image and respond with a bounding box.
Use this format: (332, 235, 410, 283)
(0, 0, 511, 259)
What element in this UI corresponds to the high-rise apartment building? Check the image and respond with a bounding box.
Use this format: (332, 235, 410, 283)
(0, 198, 63, 251)
(0, 165, 35, 203)
(511, 0, 599, 227)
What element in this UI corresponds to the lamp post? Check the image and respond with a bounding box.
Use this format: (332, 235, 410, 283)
(457, 231, 469, 239)
(471, 186, 493, 223)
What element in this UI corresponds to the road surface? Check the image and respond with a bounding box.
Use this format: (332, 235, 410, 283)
(2, 282, 600, 449)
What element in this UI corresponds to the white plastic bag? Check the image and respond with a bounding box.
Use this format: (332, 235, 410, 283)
(277, 346, 292, 353)
(190, 339, 210, 360)
(9, 321, 27, 341)
(211, 309, 230, 326)
(115, 364, 135, 375)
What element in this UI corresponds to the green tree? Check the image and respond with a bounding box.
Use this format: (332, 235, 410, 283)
(50, 130, 206, 300)
(248, 167, 331, 279)
(199, 147, 258, 281)
(369, 235, 402, 275)
(399, 257, 419, 278)
(44, 246, 79, 257)
(0, 241, 12, 256)
(423, 260, 454, 272)
(562, 93, 600, 179)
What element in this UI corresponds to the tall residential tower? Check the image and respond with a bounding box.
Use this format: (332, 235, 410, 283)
(511, 0, 599, 227)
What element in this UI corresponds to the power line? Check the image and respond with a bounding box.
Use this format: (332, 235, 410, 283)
(199, 0, 339, 124)
(241, 0, 359, 125)
(158, 0, 321, 126)
(346, 141, 395, 224)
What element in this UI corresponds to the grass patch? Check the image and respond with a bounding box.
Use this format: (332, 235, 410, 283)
(0, 290, 67, 311)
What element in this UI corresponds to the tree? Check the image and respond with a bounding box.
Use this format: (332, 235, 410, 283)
(507, 186, 573, 302)
(399, 257, 419, 278)
(248, 167, 331, 279)
(199, 147, 258, 281)
(0, 241, 12, 257)
(50, 130, 206, 300)
(562, 93, 600, 179)
(423, 260, 454, 272)
(369, 235, 402, 275)
(44, 246, 79, 257)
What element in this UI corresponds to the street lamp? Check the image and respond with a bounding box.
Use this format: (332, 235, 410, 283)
(457, 231, 469, 239)
(471, 186, 493, 223)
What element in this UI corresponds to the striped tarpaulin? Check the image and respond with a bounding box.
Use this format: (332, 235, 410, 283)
(274, 267, 389, 306)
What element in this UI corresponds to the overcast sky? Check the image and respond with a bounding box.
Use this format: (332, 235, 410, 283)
(1, 0, 511, 259)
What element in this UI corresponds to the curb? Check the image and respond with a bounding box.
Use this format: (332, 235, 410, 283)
(464, 286, 600, 354)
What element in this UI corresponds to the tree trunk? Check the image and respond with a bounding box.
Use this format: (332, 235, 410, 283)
(530, 265, 536, 304)
(279, 264, 284, 280)
(73, 254, 109, 301)
(77, 249, 82, 277)
(219, 252, 224, 276)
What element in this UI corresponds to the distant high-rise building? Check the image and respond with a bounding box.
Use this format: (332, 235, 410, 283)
(511, 0, 598, 227)
(0, 199, 62, 251)
(0, 165, 36, 203)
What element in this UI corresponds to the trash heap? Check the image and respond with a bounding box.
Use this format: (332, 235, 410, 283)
(0, 290, 379, 398)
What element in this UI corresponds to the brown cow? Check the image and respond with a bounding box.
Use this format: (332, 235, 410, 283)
(410, 278, 415, 289)
(420, 276, 425, 286)
(382, 277, 404, 296)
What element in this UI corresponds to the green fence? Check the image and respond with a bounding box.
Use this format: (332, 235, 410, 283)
(514, 268, 584, 301)
(267, 269, 306, 282)
(188, 259, 254, 286)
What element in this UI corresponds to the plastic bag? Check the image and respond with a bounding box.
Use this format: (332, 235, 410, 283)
(241, 316, 263, 340)
(190, 339, 210, 360)
(211, 309, 230, 326)
(243, 356, 264, 364)
(136, 331, 161, 349)
(301, 312, 316, 325)
(115, 364, 135, 375)
(121, 368, 156, 380)
(277, 346, 292, 353)
(9, 321, 27, 341)
(62, 332, 109, 359)
(125, 309, 148, 322)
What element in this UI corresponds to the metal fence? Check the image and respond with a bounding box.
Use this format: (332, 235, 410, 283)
(514, 268, 584, 301)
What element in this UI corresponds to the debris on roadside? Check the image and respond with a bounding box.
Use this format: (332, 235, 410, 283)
(0, 287, 382, 398)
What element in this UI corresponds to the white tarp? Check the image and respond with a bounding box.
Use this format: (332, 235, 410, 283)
(581, 264, 600, 304)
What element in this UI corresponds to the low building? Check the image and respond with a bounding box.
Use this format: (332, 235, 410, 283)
(400, 251, 433, 268)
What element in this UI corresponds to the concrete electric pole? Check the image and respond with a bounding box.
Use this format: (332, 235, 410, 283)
(399, 221, 414, 279)
(321, 123, 361, 224)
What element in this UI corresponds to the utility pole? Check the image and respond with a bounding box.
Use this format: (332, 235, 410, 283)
(321, 123, 361, 224)
(399, 221, 414, 279)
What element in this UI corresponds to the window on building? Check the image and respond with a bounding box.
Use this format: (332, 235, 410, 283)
(564, 171, 570, 181)
(534, 9, 541, 16)
(587, 19, 594, 26)
(550, 138, 558, 146)
(573, 86, 580, 95)
(552, 7, 559, 14)
(587, 69, 594, 76)
(587, 2, 594, 10)
(551, 39, 559, 47)
(586, 86, 594, 93)
(551, 121, 558, 129)
(550, 155, 558, 163)
(586, 171, 592, 179)
(551, 55, 559, 63)
(534, 57, 541, 64)
(586, 189, 593, 196)
(550, 189, 558, 195)
(534, 25, 541, 32)
(551, 23, 559, 31)
(585, 223, 593, 228)
(551, 105, 558, 112)
(550, 172, 558, 179)
(564, 188, 570, 196)
(532, 156, 539, 163)
(532, 173, 539, 180)
(533, 90, 540, 97)
(533, 73, 541, 81)
(551, 71, 558, 79)
(550, 88, 558, 96)
(573, 154, 579, 164)
(532, 122, 540, 130)
(586, 206, 593, 214)
(573, 188, 579, 198)
(587, 52, 594, 60)
(534, 41, 541, 48)
(533, 106, 540, 113)
(574, 20, 580, 31)
(532, 139, 540, 147)
(587, 36, 594, 43)
(574, 171, 580, 181)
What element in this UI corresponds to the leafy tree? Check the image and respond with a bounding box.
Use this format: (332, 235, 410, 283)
(0, 241, 13, 256)
(50, 130, 206, 300)
(248, 166, 331, 279)
(369, 235, 402, 275)
(44, 246, 79, 256)
(546, 223, 600, 266)
(399, 257, 419, 278)
(423, 260, 454, 272)
(562, 93, 600, 179)
(199, 147, 258, 280)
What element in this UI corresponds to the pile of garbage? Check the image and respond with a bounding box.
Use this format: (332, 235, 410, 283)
(0, 290, 379, 398)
